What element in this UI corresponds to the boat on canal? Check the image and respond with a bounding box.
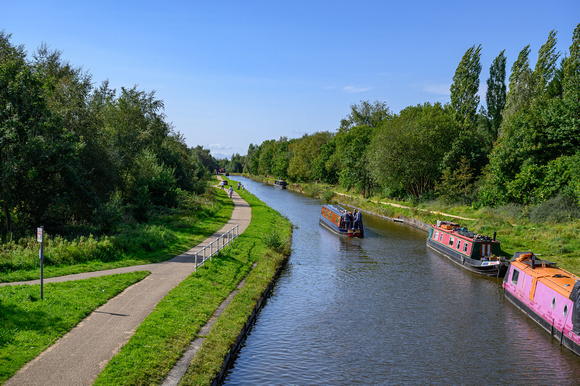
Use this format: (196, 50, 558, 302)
(426, 221, 507, 277)
(503, 252, 580, 356)
(274, 180, 287, 189)
(319, 204, 364, 237)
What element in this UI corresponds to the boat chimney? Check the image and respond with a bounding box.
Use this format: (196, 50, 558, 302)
(493, 231, 496, 241)
(531, 256, 535, 269)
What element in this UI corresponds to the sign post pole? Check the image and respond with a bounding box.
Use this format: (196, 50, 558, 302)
(38, 226, 44, 300)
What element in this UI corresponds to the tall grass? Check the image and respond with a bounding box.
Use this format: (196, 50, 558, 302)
(0, 189, 234, 283)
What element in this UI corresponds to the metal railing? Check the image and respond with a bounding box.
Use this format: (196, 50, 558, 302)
(194, 224, 239, 271)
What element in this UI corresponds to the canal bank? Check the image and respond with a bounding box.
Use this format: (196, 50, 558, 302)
(174, 183, 292, 386)
(243, 173, 580, 275)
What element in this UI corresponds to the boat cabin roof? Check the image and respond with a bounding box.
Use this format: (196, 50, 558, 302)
(432, 223, 497, 243)
(511, 252, 579, 297)
(323, 204, 348, 215)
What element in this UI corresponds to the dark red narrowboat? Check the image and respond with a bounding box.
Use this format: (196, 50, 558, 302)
(426, 221, 507, 277)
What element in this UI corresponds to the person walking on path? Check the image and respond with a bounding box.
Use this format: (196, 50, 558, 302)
(229, 186, 233, 198)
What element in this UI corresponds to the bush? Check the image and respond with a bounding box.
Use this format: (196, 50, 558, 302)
(261, 231, 290, 255)
(529, 194, 580, 224)
(321, 190, 335, 202)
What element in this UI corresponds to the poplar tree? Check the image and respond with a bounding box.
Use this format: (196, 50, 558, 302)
(450, 45, 482, 124)
(534, 29, 561, 98)
(503, 45, 532, 119)
(563, 23, 580, 86)
(485, 50, 507, 141)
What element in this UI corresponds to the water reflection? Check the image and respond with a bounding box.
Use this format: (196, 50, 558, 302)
(224, 177, 580, 384)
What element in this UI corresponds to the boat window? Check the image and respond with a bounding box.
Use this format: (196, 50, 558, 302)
(434, 231, 439, 240)
(456, 240, 461, 249)
(564, 305, 569, 317)
(448, 236, 454, 247)
(511, 269, 519, 285)
(439, 233, 443, 242)
(551, 298, 556, 309)
(463, 243, 468, 253)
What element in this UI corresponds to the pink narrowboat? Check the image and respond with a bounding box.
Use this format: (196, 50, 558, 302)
(503, 252, 580, 356)
(426, 221, 507, 277)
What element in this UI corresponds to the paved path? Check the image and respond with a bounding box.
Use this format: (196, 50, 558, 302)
(6, 181, 251, 386)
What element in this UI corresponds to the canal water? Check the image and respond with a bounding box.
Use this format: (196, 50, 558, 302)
(224, 176, 580, 384)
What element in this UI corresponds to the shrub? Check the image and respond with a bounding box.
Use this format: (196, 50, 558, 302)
(529, 194, 580, 224)
(321, 190, 335, 202)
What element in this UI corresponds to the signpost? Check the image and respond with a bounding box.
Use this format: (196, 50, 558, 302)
(37, 226, 44, 300)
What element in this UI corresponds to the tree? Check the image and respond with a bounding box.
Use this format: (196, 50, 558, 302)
(336, 125, 374, 197)
(287, 132, 332, 182)
(367, 103, 459, 199)
(503, 45, 533, 119)
(450, 44, 482, 124)
(339, 100, 392, 131)
(563, 23, 580, 88)
(485, 50, 507, 141)
(533, 29, 561, 98)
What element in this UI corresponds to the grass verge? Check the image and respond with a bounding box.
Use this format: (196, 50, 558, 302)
(0, 271, 149, 383)
(0, 189, 233, 283)
(315, 186, 580, 276)
(94, 184, 292, 385)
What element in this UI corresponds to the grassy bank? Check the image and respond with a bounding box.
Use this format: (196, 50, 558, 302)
(245, 174, 580, 276)
(94, 183, 292, 385)
(0, 271, 149, 383)
(0, 188, 233, 283)
(332, 193, 580, 275)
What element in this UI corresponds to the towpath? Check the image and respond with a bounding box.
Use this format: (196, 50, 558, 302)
(333, 192, 475, 221)
(5, 177, 251, 385)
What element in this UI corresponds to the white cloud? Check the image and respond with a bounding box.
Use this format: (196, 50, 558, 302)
(423, 83, 451, 96)
(342, 86, 373, 94)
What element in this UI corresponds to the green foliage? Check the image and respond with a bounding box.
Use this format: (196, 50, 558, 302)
(0, 189, 232, 282)
(486, 50, 507, 140)
(368, 103, 459, 198)
(287, 132, 331, 182)
(335, 125, 374, 196)
(450, 44, 482, 124)
(339, 100, 392, 131)
(321, 189, 335, 202)
(529, 194, 580, 224)
(504, 45, 533, 119)
(0, 33, 215, 239)
(534, 29, 561, 98)
(436, 157, 475, 204)
(261, 230, 290, 255)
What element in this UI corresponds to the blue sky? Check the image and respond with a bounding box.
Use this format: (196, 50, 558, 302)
(2, 1, 579, 158)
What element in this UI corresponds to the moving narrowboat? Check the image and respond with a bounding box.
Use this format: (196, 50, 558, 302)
(503, 252, 580, 356)
(426, 221, 507, 277)
(274, 180, 287, 189)
(319, 204, 364, 237)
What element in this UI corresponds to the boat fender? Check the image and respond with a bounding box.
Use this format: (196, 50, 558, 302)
(461, 257, 465, 265)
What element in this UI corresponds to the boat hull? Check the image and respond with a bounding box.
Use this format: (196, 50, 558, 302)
(503, 288, 580, 355)
(502, 255, 580, 357)
(426, 235, 506, 277)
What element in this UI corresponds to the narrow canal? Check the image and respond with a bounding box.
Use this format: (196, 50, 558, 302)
(225, 176, 580, 384)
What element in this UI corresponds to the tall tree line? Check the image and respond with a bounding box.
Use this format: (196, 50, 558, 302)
(0, 31, 215, 238)
(235, 24, 580, 209)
